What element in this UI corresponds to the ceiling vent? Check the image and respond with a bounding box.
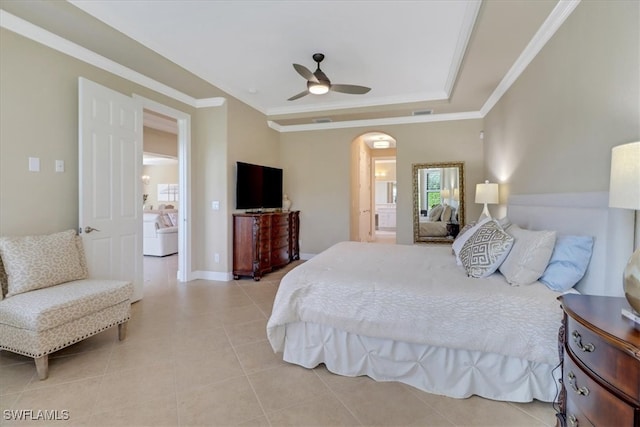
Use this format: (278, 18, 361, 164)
(412, 109, 434, 116)
(312, 118, 332, 123)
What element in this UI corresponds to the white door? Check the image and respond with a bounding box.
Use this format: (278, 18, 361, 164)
(78, 77, 144, 302)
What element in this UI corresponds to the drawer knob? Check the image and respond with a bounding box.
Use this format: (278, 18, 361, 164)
(568, 414, 579, 427)
(571, 330, 595, 352)
(568, 371, 590, 396)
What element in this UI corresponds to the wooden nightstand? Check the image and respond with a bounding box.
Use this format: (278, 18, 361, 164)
(557, 294, 640, 427)
(446, 222, 460, 238)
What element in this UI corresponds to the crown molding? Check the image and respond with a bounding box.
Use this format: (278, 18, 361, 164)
(2, 0, 579, 131)
(480, 0, 581, 116)
(443, 0, 482, 97)
(265, 90, 449, 117)
(0, 10, 226, 110)
(268, 111, 483, 133)
(195, 98, 226, 108)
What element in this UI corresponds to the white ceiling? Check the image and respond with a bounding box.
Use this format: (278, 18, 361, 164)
(1, 0, 569, 127)
(69, 0, 479, 117)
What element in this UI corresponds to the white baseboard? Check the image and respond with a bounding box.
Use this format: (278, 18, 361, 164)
(190, 270, 234, 282)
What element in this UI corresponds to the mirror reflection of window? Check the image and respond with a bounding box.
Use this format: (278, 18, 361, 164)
(424, 168, 442, 209)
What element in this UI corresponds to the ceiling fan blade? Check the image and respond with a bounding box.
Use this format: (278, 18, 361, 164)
(287, 90, 309, 101)
(330, 84, 371, 95)
(293, 63, 318, 83)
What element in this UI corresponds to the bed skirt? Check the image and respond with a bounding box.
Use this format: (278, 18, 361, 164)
(282, 322, 560, 403)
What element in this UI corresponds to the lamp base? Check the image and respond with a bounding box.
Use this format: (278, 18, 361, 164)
(624, 247, 640, 314)
(481, 204, 492, 219)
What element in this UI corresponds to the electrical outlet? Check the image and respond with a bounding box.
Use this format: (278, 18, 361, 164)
(214, 253, 220, 263)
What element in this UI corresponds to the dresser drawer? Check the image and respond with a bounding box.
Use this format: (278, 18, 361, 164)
(272, 225, 289, 239)
(565, 396, 595, 427)
(564, 353, 635, 426)
(566, 317, 640, 402)
(272, 236, 290, 250)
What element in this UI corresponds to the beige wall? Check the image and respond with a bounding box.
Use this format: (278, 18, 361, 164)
(142, 164, 178, 209)
(193, 105, 229, 274)
(280, 119, 484, 253)
(0, 29, 277, 277)
(393, 120, 484, 243)
(143, 126, 178, 158)
(142, 127, 178, 209)
(2, 0, 637, 274)
(484, 0, 640, 218)
(0, 28, 196, 237)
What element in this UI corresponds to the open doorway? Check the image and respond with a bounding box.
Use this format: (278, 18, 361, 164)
(373, 158, 397, 244)
(350, 132, 397, 244)
(136, 96, 192, 282)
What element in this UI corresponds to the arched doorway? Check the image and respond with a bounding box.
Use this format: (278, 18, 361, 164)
(350, 132, 397, 243)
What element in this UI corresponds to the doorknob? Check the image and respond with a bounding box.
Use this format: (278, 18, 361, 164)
(84, 226, 101, 233)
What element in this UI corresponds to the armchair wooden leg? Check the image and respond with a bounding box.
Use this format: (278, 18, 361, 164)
(34, 355, 48, 380)
(118, 321, 128, 341)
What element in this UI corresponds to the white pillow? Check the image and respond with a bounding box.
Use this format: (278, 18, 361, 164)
(440, 205, 452, 222)
(459, 220, 514, 278)
(499, 224, 556, 286)
(0, 229, 87, 297)
(428, 204, 443, 221)
(452, 216, 491, 265)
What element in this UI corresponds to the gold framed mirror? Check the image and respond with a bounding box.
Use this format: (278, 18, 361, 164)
(412, 162, 465, 244)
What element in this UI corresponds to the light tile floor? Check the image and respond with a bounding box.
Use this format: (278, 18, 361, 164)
(1, 255, 558, 426)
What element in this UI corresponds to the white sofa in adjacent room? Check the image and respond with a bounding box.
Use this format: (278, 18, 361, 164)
(143, 209, 178, 256)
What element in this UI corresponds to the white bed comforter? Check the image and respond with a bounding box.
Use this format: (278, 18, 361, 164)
(267, 241, 563, 365)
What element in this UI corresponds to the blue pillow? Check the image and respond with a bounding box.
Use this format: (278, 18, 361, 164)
(539, 235, 594, 292)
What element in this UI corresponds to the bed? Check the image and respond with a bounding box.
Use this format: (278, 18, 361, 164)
(418, 217, 448, 237)
(266, 192, 634, 402)
(418, 203, 455, 237)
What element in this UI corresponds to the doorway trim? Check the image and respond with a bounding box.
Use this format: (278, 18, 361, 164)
(134, 95, 192, 282)
(350, 131, 397, 242)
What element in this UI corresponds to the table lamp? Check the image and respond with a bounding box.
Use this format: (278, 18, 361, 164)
(609, 141, 640, 313)
(475, 180, 499, 219)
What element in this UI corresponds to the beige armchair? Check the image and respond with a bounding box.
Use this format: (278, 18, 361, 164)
(0, 230, 132, 379)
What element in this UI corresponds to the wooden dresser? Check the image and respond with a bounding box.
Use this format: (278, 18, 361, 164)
(232, 211, 299, 280)
(558, 294, 640, 427)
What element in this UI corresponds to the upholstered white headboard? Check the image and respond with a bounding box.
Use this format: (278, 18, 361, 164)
(507, 192, 634, 296)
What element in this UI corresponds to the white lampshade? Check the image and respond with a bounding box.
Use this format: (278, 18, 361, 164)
(475, 180, 499, 204)
(441, 188, 451, 199)
(609, 141, 640, 314)
(609, 141, 640, 209)
(475, 180, 499, 219)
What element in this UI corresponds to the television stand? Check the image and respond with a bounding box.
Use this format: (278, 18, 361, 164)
(232, 211, 300, 281)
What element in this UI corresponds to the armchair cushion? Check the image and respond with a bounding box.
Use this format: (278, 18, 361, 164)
(0, 230, 87, 298)
(0, 279, 132, 332)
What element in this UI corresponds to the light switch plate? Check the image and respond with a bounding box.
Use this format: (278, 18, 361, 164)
(211, 201, 220, 210)
(29, 157, 40, 172)
(55, 160, 65, 172)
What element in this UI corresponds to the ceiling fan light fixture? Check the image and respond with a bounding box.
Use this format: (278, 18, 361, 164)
(308, 81, 330, 95)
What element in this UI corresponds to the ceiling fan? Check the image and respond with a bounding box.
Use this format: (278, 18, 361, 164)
(287, 53, 371, 101)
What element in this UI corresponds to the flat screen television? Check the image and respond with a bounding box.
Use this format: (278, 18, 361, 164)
(236, 162, 283, 210)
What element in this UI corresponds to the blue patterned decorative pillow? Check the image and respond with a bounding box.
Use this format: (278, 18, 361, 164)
(459, 220, 514, 278)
